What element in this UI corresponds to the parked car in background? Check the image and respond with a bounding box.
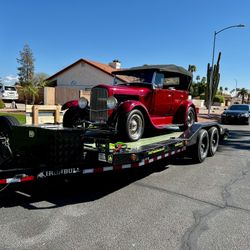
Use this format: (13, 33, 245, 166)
(61, 64, 197, 141)
(0, 84, 19, 100)
(221, 104, 250, 125)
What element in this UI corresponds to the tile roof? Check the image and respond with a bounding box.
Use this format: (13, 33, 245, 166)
(47, 58, 127, 82)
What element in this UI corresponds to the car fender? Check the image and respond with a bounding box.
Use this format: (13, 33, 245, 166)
(61, 100, 79, 110)
(173, 101, 197, 124)
(116, 100, 155, 128)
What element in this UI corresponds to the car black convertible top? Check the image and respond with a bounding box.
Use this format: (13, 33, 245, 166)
(113, 64, 193, 78)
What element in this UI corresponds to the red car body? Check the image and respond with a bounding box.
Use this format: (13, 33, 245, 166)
(62, 65, 197, 141)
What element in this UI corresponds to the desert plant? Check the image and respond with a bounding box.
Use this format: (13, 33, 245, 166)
(205, 52, 221, 107)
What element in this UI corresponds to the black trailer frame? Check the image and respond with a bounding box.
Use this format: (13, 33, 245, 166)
(0, 116, 228, 189)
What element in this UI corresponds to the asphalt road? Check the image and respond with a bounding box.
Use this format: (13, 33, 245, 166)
(0, 124, 250, 250)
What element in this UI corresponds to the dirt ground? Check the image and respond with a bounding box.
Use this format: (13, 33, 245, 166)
(197, 106, 223, 123)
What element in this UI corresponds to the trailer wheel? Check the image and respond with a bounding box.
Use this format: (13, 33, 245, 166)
(0, 116, 20, 138)
(0, 116, 19, 167)
(192, 129, 209, 163)
(208, 127, 219, 157)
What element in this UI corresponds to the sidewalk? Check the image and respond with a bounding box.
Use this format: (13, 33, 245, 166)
(0, 103, 25, 113)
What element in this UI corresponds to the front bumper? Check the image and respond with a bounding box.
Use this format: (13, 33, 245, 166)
(221, 115, 249, 124)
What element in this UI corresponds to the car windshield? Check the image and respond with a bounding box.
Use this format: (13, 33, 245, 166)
(4, 86, 16, 91)
(115, 71, 154, 85)
(229, 105, 249, 111)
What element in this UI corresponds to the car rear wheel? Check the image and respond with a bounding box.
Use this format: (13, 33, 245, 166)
(179, 107, 195, 131)
(120, 109, 145, 142)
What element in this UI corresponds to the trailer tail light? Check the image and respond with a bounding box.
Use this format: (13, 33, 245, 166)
(21, 175, 35, 182)
(0, 175, 35, 184)
(0, 179, 7, 184)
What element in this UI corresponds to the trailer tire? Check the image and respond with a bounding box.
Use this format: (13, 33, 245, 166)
(0, 116, 20, 138)
(0, 116, 19, 167)
(208, 127, 219, 157)
(192, 129, 209, 163)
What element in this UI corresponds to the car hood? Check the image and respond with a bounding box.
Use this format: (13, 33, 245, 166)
(95, 84, 152, 97)
(223, 110, 249, 115)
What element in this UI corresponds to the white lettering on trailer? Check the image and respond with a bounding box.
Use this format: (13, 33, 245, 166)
(38, 168, 80, 177)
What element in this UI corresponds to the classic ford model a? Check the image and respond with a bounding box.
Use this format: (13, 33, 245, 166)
(62, 65, 197, 141)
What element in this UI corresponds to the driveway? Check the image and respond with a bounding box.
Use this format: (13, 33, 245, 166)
(0, 124, 249, 250)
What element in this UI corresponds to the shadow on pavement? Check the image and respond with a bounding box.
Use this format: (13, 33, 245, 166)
(0, 161, 169, 209)
(222, 129, 250, 151)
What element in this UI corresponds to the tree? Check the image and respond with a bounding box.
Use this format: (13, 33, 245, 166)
(219, 86, 223, 95)
(188, 65, 197, 73)
(247, 92, 250, 104)
(237, 88, 249, 104)
(17, 44, 35, 86)
(196, 75, 200, 83)
(33, 73, 49, 87)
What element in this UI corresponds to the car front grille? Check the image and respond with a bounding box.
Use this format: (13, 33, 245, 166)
(90, 87, 108, 122)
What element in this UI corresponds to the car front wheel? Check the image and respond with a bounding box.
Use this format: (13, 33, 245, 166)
(120, 109, 145, 142)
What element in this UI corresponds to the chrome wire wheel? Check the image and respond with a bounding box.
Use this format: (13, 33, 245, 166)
(187, 108, 195, 128)
(126, 110, 145, 141)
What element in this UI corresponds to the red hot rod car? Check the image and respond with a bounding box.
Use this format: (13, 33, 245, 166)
(62, 64, 197, 141)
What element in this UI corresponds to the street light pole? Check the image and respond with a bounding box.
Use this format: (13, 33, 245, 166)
(208, 24, 245, 116)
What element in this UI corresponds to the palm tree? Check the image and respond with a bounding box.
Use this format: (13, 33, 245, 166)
(196, 75, 200, 83)
(237, 88, 248, 104)
(21, 84, 39, 104)
(219, 86, 223, 95)
(247, 92, 250, 104)
(188, 65, 197, 73)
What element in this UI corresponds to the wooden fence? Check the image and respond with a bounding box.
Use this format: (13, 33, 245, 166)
(26, 105, 63, 125)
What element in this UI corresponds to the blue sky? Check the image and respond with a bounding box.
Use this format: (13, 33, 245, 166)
(1, 0, 250, 91)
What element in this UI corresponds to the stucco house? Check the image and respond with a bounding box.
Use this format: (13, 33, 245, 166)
(47, 59, 126, 91)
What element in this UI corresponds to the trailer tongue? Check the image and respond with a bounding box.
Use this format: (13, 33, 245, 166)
(0, 116, 228, 190)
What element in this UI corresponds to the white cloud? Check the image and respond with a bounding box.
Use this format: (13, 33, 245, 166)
(1, 75, 18, 85)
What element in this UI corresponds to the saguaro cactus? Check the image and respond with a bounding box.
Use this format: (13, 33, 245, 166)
(205, 52, 221, 107)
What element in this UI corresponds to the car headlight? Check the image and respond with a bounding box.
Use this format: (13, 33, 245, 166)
(107, 96, 118, 109)
(78, 97, 88, 109)
(240, 113, 249, 117)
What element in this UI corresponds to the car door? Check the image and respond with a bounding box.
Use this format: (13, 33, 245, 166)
(150, 88, 173, 116)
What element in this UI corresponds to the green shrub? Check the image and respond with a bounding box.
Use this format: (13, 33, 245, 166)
(213, 95, 224, 103)
(200, 94, 205, 100)
(0, 99, 5, 109)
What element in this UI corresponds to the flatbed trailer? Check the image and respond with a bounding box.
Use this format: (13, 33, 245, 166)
(0, 116, 228, 190)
